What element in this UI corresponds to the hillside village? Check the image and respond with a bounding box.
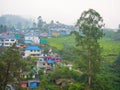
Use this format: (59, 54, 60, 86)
(0, 20, 74, 89)
(1, 9, 120, 89)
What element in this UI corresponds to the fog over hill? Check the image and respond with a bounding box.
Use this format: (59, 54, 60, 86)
(0, 15, 33, 29)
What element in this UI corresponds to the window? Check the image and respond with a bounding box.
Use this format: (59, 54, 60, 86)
(37, 54, 40, 56)
(5, 39, 9, 41)
(11, 39, 15, 41)
(31, 54, 35, 56)
(5, 43, 9, 45)
(39, 59, 42, 61)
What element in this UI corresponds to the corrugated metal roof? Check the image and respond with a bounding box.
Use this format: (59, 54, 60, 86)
(48, 59, 54, 63)
(24, 40, 32, 44)
(40, 39, 47, 44)
(0, 35, 15, 39)
(25, 46, 42, 50)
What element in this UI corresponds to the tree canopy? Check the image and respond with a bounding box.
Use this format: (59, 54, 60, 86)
(72, 9, 104, 90)
(0, 44, 26, 90)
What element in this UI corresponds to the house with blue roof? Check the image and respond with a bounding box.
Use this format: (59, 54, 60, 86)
(47, 59, 54, 66)
(24, 46, 42, 57)
(60, 30, 67, 36)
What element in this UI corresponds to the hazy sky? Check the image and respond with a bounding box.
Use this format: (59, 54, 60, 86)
(0, 0, 120, 29)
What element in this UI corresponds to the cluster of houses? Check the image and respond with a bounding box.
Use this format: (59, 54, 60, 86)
(0, 31, 63, 70)
(19, 46, 63, 89)
(0, 32, 62, 68)
(48, 22, 75, 37)
(0, 26, 73, 89)
(0, 31, 41, 47)
(23, 45, 61, 70)
(0, 20, 75, 47)
(20, 45, 72, 89)
(24, 21, 74, 37)
(0, 29, 73, 71)
(0, 28, 74, 47)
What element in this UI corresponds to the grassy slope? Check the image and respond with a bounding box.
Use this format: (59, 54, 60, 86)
(46, 36, 120, 62)
(100, 38, 120, 62)
(46, 36, 75, 50)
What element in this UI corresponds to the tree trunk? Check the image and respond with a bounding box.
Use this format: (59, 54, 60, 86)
(87, 56, 92, 90)
(88, 59, 91, 87)
(2, 63, 11, 90)
(88, 75, 91, 89)
(1, 85, 6, 90)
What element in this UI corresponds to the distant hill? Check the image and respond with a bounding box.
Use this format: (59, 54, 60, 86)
(0, 15, 33, 29)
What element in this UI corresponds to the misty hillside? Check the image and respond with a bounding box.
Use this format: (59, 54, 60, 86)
(0, 15, 33, 29)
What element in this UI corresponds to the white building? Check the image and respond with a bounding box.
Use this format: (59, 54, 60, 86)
(24, 34, 40, 44)
(36, 56, 46, 69)
(0, 40, 2, 46)
(0, 35, 17, 47)
(24, 46, 42, 58)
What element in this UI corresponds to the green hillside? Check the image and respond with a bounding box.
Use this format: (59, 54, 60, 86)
(46, 36, 76, 50)
(46, 36, 120, 62)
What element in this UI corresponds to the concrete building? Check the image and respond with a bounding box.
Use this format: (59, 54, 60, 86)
(0, 35, 17, 47)
(24, 46, 42, 57)
(24, 34, 40, 44)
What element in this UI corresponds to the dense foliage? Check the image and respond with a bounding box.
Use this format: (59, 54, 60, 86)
(0, 44, 27, 90)
(45, 9, 120, 90)
(1, 9, 120, 90)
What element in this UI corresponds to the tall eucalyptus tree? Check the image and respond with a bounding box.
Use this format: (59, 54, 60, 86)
(73, 9, 104, 90)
